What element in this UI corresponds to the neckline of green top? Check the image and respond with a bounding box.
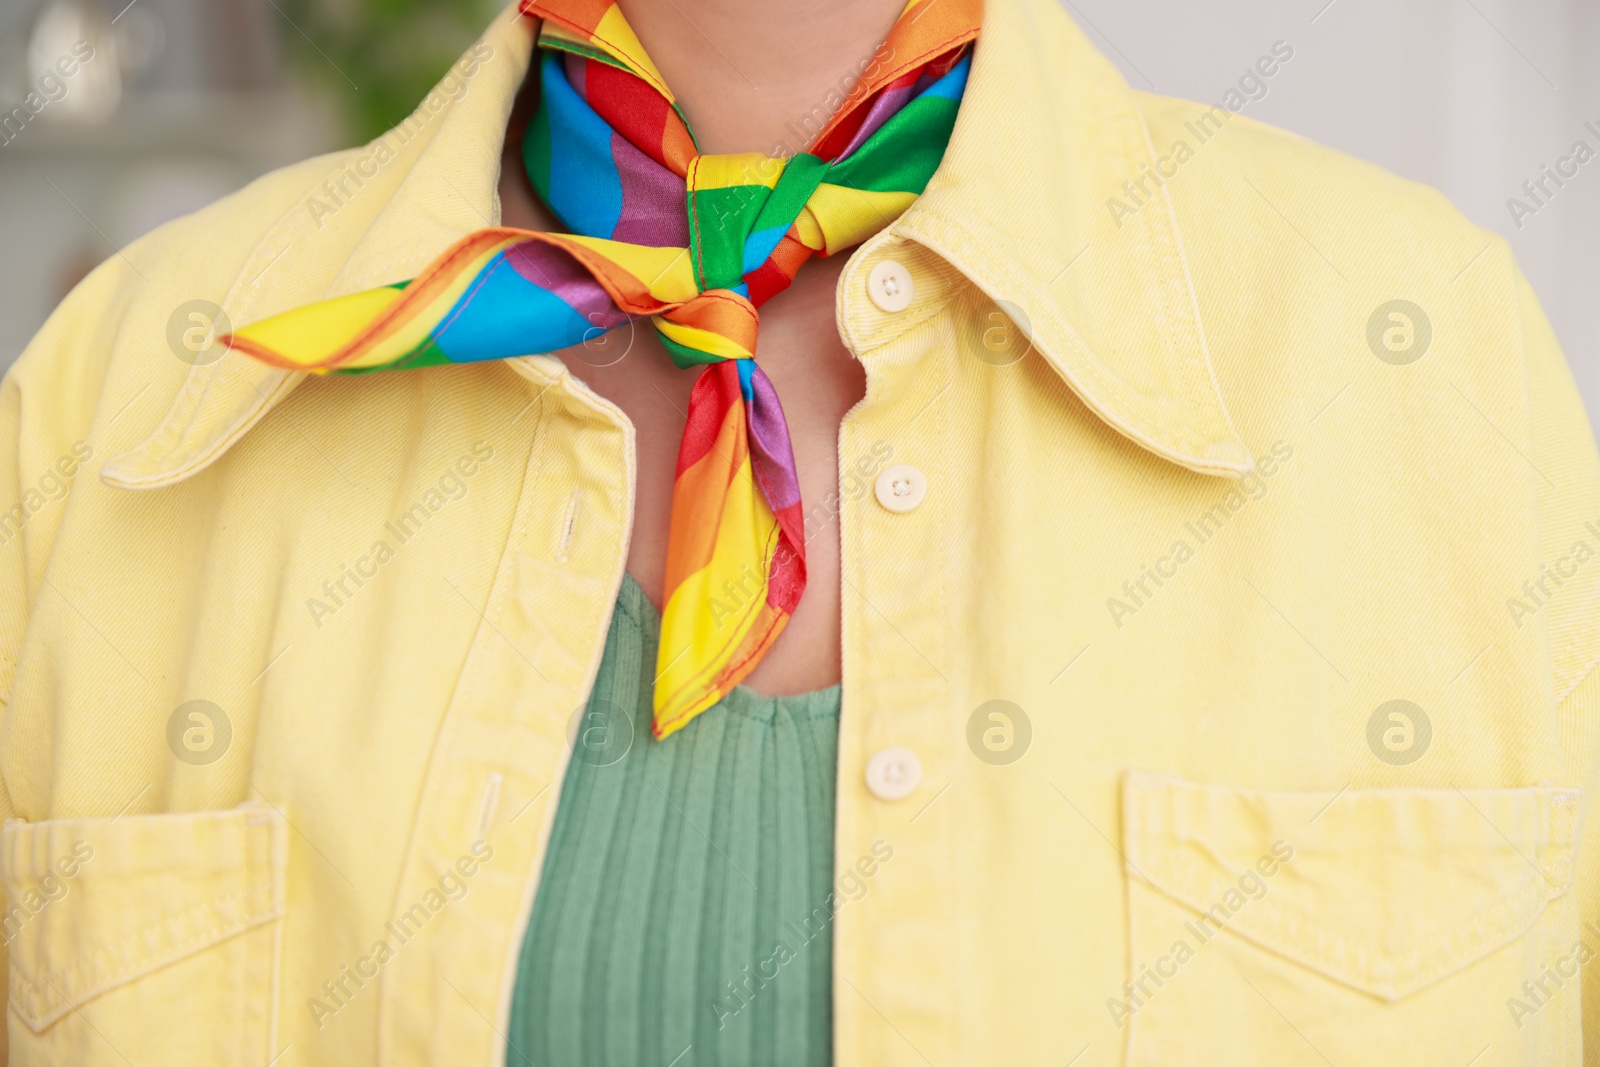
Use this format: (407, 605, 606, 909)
(617, 572, 842, 721)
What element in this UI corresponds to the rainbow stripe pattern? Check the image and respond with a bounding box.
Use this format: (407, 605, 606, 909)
(221, 0, 980, 738)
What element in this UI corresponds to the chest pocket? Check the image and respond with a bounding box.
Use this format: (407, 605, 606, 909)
(1120, 773, 1580, 1067)
(2, 803, 286, 1066)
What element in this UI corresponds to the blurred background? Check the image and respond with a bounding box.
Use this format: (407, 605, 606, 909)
(0, 0, 1596, 433)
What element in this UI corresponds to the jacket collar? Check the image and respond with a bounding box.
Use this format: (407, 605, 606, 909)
(888, 0, 1249, 476)
(102, 0, 1248, 490)
(101, 2, 535, 490)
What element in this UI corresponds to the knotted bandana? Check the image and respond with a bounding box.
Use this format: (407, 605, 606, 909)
(221, 0, 980, 738)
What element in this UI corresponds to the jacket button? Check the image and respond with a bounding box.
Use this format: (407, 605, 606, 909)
(875, 464, 926, 512)
(867, 261, 915, 313)
(865, 747, 922, 800)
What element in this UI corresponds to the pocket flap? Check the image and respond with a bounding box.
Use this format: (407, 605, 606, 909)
(1122, 772, 1578, 1001)
(1, 802, 287, 1032)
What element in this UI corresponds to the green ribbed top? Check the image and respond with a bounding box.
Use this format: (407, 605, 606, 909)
(509, 574, 841, 1067)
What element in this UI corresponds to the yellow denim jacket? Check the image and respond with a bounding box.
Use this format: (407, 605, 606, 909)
(2, 0, 1598, 1064)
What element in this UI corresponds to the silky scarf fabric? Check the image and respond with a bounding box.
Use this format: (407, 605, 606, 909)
(219, 0, 980, 738)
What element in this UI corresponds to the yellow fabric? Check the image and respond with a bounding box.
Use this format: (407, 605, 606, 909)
(0, 1, 1598, 1065)
(806, 185, 919, 254)
(560, 234, 699, 303)
(240, 286, 407, 369)
(2, 805, 287, 1059)
(689, 152, 784, 191)
(649, 315, 752, 360)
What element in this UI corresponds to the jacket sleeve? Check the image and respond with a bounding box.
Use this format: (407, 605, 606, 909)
(0, 253, 131, 760)
(0, 364, 24, 808)
(0, 253, 140, 1062)
(0, 342, 22, 1066)
(1516, 260, 1600, 1060)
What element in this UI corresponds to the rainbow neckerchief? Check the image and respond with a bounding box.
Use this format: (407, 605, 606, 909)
(221, 0, 979, 738)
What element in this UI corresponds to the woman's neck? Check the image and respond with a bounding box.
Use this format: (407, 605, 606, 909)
(498, 0, 907, 230)
(616, 0, 907, 155)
